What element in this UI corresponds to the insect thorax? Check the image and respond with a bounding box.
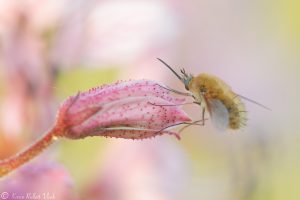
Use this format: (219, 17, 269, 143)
(189, 73, 246, 130)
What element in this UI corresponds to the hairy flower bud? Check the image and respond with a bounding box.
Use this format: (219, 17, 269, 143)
(55, 80, 191, 140)
(0, 80, 192, 178)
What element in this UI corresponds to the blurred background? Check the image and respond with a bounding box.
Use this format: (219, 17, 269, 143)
(0, 0, 299, 199)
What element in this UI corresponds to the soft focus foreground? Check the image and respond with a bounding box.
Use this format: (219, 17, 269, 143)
(0, 0, 300, 200)
(0, 160, 79, 200)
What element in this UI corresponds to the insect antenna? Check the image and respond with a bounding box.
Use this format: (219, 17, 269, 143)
(180, 68, 186, 75)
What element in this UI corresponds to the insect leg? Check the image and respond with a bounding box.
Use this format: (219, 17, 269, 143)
(202, 107, 206, 125)
(178, 120, 206, 133)
(152, 120, 207, 138)
(155, 84, 193, 97)
(148, 102, 196, 107)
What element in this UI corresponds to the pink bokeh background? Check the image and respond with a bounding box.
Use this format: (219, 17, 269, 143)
(0, 0, 299, 199)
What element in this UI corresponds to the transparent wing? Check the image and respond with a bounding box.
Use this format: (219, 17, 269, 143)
(208, 99, 229, 130)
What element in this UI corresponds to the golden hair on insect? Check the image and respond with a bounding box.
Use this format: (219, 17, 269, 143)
(157, 58, 258, 130)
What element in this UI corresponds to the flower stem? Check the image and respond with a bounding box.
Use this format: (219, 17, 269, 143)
(0, 127, 59, 177)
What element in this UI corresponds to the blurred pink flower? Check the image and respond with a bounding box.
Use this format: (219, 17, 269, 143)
(0, 4, 55, 139)
(50, 0, 183, 81)
(0, 160, 79, 200)
(84, 139, 190, 200)
(56, 79, 191, 140)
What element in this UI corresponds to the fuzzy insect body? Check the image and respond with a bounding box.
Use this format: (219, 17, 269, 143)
(188, 73, 246, 130)
(157, 58, 247, 130)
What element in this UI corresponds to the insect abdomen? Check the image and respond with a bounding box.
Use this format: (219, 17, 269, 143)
(222, 91, 246, 129)
(189, 74, 246, 130)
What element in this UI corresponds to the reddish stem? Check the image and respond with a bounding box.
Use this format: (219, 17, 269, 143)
(0, 127, 59, 177)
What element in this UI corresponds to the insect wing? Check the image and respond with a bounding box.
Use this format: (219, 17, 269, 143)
(208, 99, 229, 130)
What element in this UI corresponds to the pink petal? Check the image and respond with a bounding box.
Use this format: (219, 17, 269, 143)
(68, 79, 185, 113)
(56, 80, 191, 140)
(71, 96, 190, 139)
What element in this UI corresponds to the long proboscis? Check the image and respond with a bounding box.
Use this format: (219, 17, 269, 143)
(157, 58, 183, 83)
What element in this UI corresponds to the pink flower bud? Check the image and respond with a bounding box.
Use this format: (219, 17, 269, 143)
(55, 80, 191, 140)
